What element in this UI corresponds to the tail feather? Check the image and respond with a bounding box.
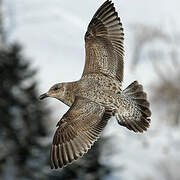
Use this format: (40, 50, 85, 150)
(123, 81, 143, 94)
(116, 81, 151, 133)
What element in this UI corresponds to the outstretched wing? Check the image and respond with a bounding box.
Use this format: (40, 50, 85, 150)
(51, 97, 110, 169)
(82, 0, 124, 82)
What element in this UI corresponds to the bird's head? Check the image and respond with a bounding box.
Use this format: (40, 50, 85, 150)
(39, 83, 66, 101)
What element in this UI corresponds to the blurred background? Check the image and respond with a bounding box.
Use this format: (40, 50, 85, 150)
(0, 0, 180, 179)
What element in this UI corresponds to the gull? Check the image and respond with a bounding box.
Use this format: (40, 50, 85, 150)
(40, 0, 151, 169)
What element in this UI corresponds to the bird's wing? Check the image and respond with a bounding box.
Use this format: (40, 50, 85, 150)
(51, 96, 110, 168)
(82, 0, 124, 82)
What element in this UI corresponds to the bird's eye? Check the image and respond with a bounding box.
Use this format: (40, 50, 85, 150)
(54, 87, 58, 91)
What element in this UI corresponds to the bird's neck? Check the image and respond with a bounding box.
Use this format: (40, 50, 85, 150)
(60, 81, 78, 107)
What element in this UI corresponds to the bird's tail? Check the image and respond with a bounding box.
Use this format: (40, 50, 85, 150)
(115, 81, 151, 133)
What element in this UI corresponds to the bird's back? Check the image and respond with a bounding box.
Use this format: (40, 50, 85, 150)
(77, 73, 122, 108)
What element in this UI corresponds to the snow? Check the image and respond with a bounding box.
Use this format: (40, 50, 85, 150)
(3, 0, 180, 179)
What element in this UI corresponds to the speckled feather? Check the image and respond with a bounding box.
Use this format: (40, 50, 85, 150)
(51, 97, 110, 168)
(83, 0, 124, 82)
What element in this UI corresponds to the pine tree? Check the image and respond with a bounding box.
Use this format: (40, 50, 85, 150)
(0, 43, 51, 180)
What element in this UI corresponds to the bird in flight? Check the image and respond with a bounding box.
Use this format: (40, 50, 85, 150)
(40, 0, 151, 169)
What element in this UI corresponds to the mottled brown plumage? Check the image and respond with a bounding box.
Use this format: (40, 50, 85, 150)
(40, 0, 151, 169)
(51, 96, 111, 168)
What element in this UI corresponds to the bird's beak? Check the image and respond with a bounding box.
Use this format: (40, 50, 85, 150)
(39, 93, 48, 100)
